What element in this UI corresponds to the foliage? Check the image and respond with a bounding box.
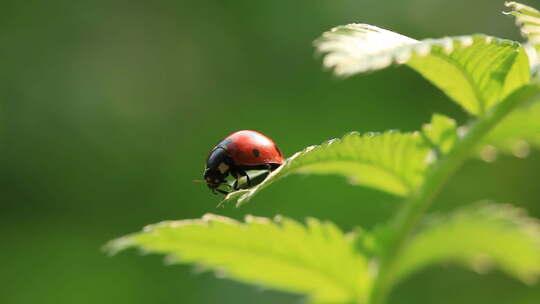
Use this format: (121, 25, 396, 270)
(314, 24, 530, 115)
(481, 100, 540, 159)
(506, 1, 540, 74)
(108, 3, 540, 304)
(393, 203, 540, 286)
(106, 215, 371, 303)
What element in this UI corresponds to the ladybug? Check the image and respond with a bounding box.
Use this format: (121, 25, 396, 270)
(204, 130, 284, 194)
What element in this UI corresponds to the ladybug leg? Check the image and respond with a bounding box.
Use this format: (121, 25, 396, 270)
(229, 169, 241, 190)
(237, 169, 251, 188)
(231, 169, 250, 190)
(244, 171, 252, 187)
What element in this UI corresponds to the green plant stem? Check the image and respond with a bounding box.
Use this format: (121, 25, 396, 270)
(368, 84, 540, 304)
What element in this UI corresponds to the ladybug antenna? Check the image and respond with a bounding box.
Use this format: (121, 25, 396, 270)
(192, 179, 205, 183)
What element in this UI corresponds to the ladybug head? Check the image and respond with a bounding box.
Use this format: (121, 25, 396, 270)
(204, 167, 227, 194)
(204, 147, 232, 194)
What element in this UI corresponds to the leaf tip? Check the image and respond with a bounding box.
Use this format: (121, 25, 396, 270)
(102, 236, 135, 256)
(459, 36, 474, 48)
(273, 214, 284, 223)
(413, 42, 431, 56)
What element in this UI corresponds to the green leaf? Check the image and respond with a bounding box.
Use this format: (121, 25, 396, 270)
(315, 24, 530, 115)
(479, 100, 540, 160)
(506, 1, 540, 74)
(105, 214, 371, 304)
(420, 114, 458, 155)
(392, 203, 540, 286)
(224, 114, 457, 206)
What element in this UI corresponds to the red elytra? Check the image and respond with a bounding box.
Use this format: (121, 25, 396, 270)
(204, 130, 284, 195)
(220, 130, 284, 165)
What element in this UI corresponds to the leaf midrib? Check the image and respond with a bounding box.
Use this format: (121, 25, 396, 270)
(426, 49, 486, 115)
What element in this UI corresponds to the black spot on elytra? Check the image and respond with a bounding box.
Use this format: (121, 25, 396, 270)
(252, 149, 260, 157)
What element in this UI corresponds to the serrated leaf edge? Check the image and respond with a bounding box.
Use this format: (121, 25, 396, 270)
(315, 24, 519, 77)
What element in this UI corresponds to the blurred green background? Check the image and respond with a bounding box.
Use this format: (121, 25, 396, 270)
(2, 0, 540, 303)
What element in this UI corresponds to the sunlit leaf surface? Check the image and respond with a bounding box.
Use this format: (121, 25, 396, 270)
(106, 214, 371, 304)
(393, 203, 540, 286)
(315, 24, 530, 115)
